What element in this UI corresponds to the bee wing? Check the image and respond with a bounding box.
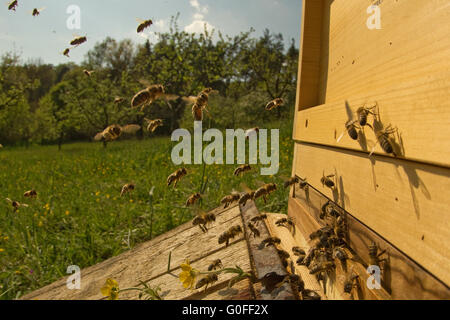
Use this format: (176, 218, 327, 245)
(345, 100, 355, 121)
(21, 203, 29, 208)
(138, 79, 152, 87)
(182, 96, 197, 104)
(94, 132, 104, 141)
(122, 124, 141, 134)
(336, 128, 346, 143)
(5, 198, 12, 203)
(255, 180, 266, 188)
(265, 100, 275, 110)
(136, 18, 146, 23)
(163, 94, 179, 101)
(240, 183, 253, 193)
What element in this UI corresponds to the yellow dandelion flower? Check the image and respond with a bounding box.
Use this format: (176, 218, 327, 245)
(101, 278, 119, 300)
(3, 236, 9, 241)
(0, 248, 4, 253)
(65, 211, 70, 216)
(179, 259, 198, 289)
(95, 191, 100, 196)
(38, 221, 43, 227)
(106, 194, 110, 199)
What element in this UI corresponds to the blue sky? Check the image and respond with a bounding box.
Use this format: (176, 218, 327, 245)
(0, 0, 302, 65)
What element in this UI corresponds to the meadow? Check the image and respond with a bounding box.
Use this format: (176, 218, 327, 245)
(0, 122, 294, 299)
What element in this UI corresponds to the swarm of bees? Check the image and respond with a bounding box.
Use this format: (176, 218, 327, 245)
(167, 168, 187, 188)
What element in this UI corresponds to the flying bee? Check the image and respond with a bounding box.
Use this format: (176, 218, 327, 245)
(186, 193, 202, 207)
(254, 183, 277, 204)
(144, 118, 164, 133)
(239, 191, 255, 207)
(114, 97, 124, 104)
(247, 222, 260, 238)
(31, 7, 45, 16)
(8, 0, 18, 11)
(62, 48, 70, 57)
(167, 168, 187, 188)
(370, 124, 399, 157)
(5, 198, 28, 211)
(337, 120, 360, 142)
(195, 274, 218, 291)
(320, 171, 336, 190)
(250, 214, 267, 225)
(184, 88, 215, 121)
(260, 236, 281, 247)
(357, 103, 377, 127)
(265, 98, 284, 111)
(234, 164, 252, 177)
(368, 242, 387, 268)
(245, 127, 259, 140)
(136, 18, 153, 33)
(83, 69, 95, 77)
(23, 190, 37, 199)
(218, 225, 243, 247)
(70, 35, 87, 47)
(220, 192, 241, 209)
(94, 124, 141, 142)
(192, 211, 216, 233)
(131, 83, 177, 112)
(120, 183, 135, 197)
(208, 259, 223, 271)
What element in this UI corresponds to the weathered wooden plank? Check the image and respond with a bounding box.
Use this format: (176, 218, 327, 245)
(291, 184, 450, 299)
(292, 142, 450, 286)
(22, 205, 242, 300)
(185, 279, 254, 301)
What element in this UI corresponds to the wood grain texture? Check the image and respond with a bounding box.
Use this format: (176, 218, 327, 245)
(292, 142, 450, 287)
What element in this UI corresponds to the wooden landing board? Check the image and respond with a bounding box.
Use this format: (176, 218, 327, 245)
(292, 142, 450, 287)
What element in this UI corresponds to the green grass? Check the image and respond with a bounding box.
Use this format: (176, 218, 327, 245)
(0, 124, 294, 299)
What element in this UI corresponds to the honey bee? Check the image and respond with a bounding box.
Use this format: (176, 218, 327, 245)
(277, 249, 290, 268)
(144, 118, 164, 133)
(332, 246, 348, 263)
(292, 247, 306, 257)
(220, 192, 241, 209)
(5, 198, 28, 211)
(195, 274, 218, 291)
(218, 225, 243, 247)
(370, 124, 399, 157)
(337, 120, 360, 142)
(167, 168, 187, 188)
(186, 193, 202, 207)
(245, 127, 259, 140)
(192, 211, 216, 233)
(131, 84, 166, 112)
(136, 19, 153, 33)
(8, 0, 18, 11)
(70, 35, 87, 47)
(309, 226, 334, 241)
(185, 88, 214, 121)
(94, 124, 141, 142)
(83, 69, 95, 77)
(254, 183, 277, 204)
(320, 171, 336, 190)
(283, 273, 305, 294)
(368, 242, 387, 268)
(238, 191, 255, 207)
(357, 103, 377, 127)
(247, 222, 260, 238)
(260, 236, 281, 247)
(23, 190, 37, 199)
(302, 289, 321, 300)
(265, 98, 284, 111)
(62, 48, 70, 58)
(343, 272, 360, 294)
(120, 183, 135, 197)
(320, 200, 340, 220)
(283, 176, 299, 189)
(208, 259, 223, 271)
(31, 7, 45, 16)
(308, 258, 335, 275)
(234, 164, 252, 177)
(114, 97, 124, 104)
(275, 217, 295, 228)
(250, 214, 267, 225)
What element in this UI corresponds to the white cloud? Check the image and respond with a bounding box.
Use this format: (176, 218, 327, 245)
(190, 0, 200, 9)
(193, 13, 204, 20)
(154, 19, 166, 31)
(184, 20, 215, 34)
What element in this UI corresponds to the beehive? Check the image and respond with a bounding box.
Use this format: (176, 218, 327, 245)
(288, 0, 450, 299)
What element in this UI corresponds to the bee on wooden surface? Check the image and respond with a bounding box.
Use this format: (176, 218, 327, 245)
(368, 242, 387, 268)
(283, 176, 299, 189)
(62, 48, 71, 58)
(302, 247, 318, 267)
(320, 200, 340, 220)
(5, 198, 28, 211)
(357, 103, 377, 127)
(94, 124, 141, 142)
(275, 216, 295, 228)
(250, 214, 267, 225)
(8, 0, 18, 11)
(370, 124, 399, 157)
(343, 272, 360, 294)
(245, 127, 259, 140)
(332, 246, 348, 263)
(234, 164, 252, 177)
(70, 35, 87, 47)
(260, 236, 281, 247)
(337, 119, 361, 143)
(309, 226, 334, 241)
(292, 247, 306, 257)
(114, 97, 124, 104)
(167, 168, 187, 188)
(254, 183, 277, 204)
(277, 249, 290, 268)
(283, 273, 305, 295)
(265, 98, 284, 111)
(238, 191, 255, 207)
(31, 7, 45, 16)
(218, 225, 243, 247)
(309, 259, 335, 275)
(302, 289, 321, 300)
(83, 69, 95, 77)
(192, 211, 216, 233)
(247, 222, 260, 238)
(208, 259, 223, 271)
(186, 193, 202, 207)
(195, 274, 218, 291)
(220, 192, 241, 209)
(334, 216, 347, 240)
(120, 183, 135, 197)
(136, 19, 153, 33)
(23, 190, 37, 199)
(144, 118, 164, 133)
(320, 171, 336, 190)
